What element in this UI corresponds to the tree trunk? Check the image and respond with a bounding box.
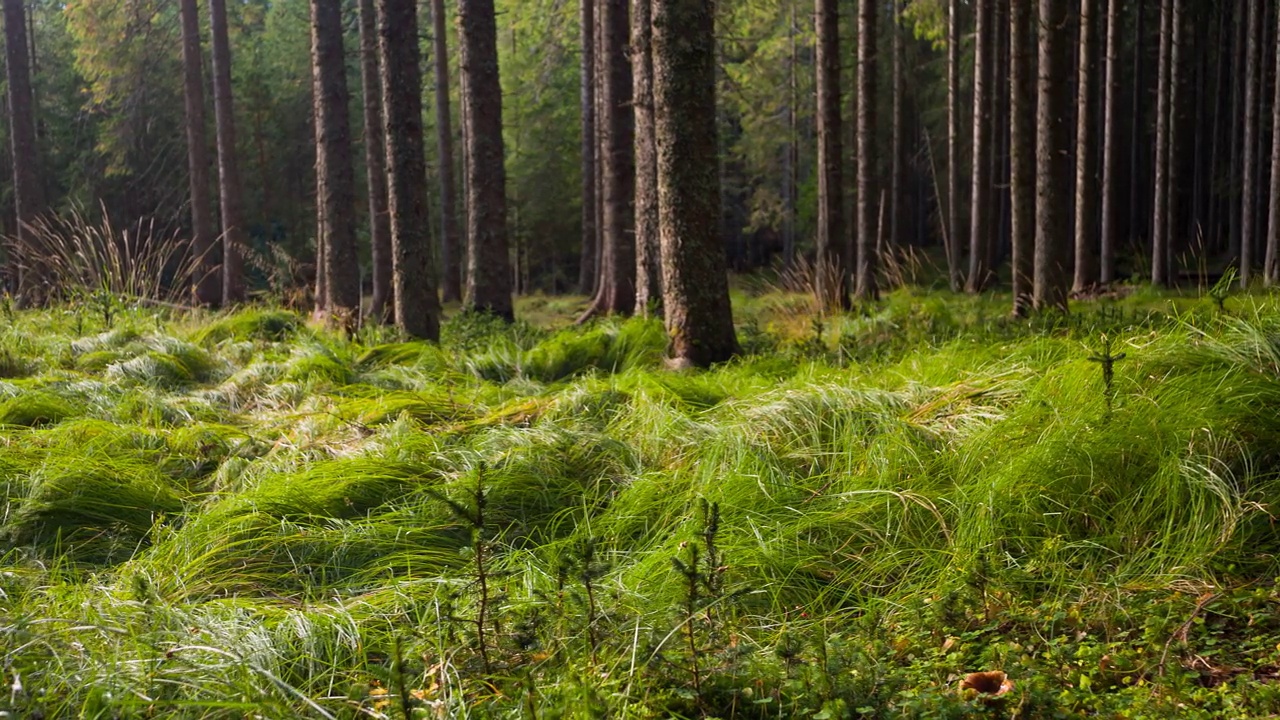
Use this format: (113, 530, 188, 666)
(1267, 0, 1280, 284)
(358, 0, 392, 320)
(1099, 0, 1120, 284)
(179, 0, 219, 306)
(854, 0, 877, 300)
(377, 0, 442, 339)
(815, 0, 847, 309)
(1166, 0, 1183, 282)
(1151, 0, 1172, 286)
(967, 0, 994, 293)
(889, 0, 904, 255)
(633, 0, 662, 316)
(1242, 0, 1261, 287)
(459, 0, 514, 319)
(1129, 0, 1147, 253)
(431, 0, 463, 303)
(2, 0, 41, 298)
(947, 0, 965, 292)
(210, 0, 247, 306)
(1229, 2, 1245, 263)
(784, 0, 798, 269)
(581, 0, 635, 320)
(1034, 0, 1072, 312)
(311, 0, 361, 326)
(1073, 0, 1098, 292)
(652, 0, 737, 367)
(578, 0, 598, 296)
(1010, 0, 1034, 315)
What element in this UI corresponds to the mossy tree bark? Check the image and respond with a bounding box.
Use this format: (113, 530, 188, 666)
(651, 0, 738, 367)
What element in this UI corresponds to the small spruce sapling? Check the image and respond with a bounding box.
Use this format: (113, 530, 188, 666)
(1087, 334, 1127, 413)
(429, 464, 496, 673)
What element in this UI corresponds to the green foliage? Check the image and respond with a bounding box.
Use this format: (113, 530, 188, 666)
(3, 291, 1280, 718)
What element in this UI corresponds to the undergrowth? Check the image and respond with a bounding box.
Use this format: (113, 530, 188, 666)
(2, 289, 1280, 718)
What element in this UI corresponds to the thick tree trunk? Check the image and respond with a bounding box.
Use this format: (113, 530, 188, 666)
(967, 0, 994, 293)
(210, 0, 246, 306)
(1034, 0, 1072, 312)
(578, 0, 598, 296)
(652, 0, 738, 367)
(1073, 0, 1098, 292)
(947, 0, 964, 292)
(854, 0, 877, 300)
(1099, 0, 1120, 284)
(633, 0, 662, 316)
(378, 0, 442, 339)
(815, 0, 847, 309)
(179, 0, 219, 306)
(358, 0, 393, 320)
(1242, 0, 1261, 287)
(431, 0, 463, 303)
(580, 0, 635, 320)
(2, 0, 42, 298)
(459, 0, 514, 319)
(1010, 0, 1034, 315)
(311, 0, 362, 326)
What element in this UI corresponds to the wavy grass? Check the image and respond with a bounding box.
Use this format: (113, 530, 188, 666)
(4, 294, 1280, 717)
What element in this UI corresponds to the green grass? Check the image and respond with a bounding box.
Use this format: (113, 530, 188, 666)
(4, 288, 1280, 718)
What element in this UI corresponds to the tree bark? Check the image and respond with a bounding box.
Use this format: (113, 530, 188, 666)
(947, 0, 965, 292)
(2, 0, 42, 298)
(889, 0, 904, 255)
(358, 0, 393, 320)
(378, 0, 442, 339)
(1099, 0, 1120, 284)
(652, 0, 737, 367)
(1073, 0, 1098, 292)
(179, 0, 219, 306)
(1267, 0, 1280, 285)
(1010, 0, 1034, 315)
(1034, 0, 1072, 312)
(1242, 0, 1261, 287)
(209, 0, 247, 306)
(578, 1, 597, 296)
(581, 0, 635, 320)
(815, 0, 847, 309)
(1269, 0, 1280, 283)
(967, 0, 994, 293)
(633, 0, 661, 316)
(311, 0, 361, 326)
(459, 0, 514, 319)
(431, 0, 463, 303)
(1151, 0, 1172, 286)
(854, 0, 877, 300)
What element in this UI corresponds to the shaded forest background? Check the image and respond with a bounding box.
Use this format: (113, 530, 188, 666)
(0, 0, 1272, 305)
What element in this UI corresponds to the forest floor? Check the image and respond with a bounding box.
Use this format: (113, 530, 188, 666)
(4, 285, 1280, 718)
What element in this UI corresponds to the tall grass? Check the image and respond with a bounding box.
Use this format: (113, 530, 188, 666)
(4, 295, 1280, 717)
